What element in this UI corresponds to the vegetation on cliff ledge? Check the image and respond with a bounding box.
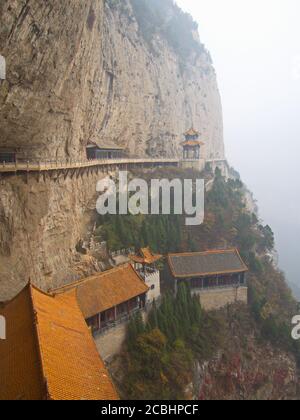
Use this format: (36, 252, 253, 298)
(107, 0, 206, 60)
(103, 168, 300, 399)
(121, 284, 225, 399)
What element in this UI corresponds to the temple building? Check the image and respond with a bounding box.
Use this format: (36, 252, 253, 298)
(180, 128, 206, 172)
(0, 284, 118, 400)
(53, 264, 149, 360)
(80, 264, 148, 334)
(130, 247, 162, 304)
(86, 140, 124, 160)
(167, 249, 248, 311)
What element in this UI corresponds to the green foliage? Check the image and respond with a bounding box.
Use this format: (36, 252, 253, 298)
(129, 0, 205, 60)
(248, 262, 300, 363)
(192, 168, 275, 273)
(124, 328, 192, 400)
(247, 252, 264, 274)
(258, 224, 275, 252)
(98, 166, 300, 395)
(147, 284, 202, 343)
(127, 312, 146, 352)
(123, 284, 225, 399)
(95, 172, 185, 253)
(98, 213, 182, 253)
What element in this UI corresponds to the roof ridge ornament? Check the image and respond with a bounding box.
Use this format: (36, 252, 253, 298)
(184, 127, 200, 137)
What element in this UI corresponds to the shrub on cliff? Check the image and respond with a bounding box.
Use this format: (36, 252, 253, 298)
(129, 0, 204, 60)
(121, 284, 225, 399)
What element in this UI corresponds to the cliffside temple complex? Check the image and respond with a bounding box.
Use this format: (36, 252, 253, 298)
(0, 284, 118, 400)
(0, 125, 229, 178)
(167, 249, 248, 311)
(0, 125, 230, 180)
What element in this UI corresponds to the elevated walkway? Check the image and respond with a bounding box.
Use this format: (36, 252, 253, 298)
(0, 158, 180, 175)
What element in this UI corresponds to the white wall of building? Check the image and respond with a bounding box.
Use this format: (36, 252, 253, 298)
(145, 271, 161, 303)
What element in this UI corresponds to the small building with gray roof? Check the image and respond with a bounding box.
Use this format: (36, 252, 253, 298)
(167, 248, 248, 310)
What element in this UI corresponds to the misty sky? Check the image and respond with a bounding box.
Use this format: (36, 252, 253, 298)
(177, 0, 300, 288)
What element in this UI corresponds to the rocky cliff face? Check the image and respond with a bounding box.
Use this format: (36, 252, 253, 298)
(0, 171, 109, 300)
(197, 344, 298, 400)
(0, 0, 225, 300)
(0, 0, 224, 160)
(0, 0, 106, 160)
(194, 305, 299, 400)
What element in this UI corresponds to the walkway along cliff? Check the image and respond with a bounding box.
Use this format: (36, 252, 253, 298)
(0, 0, 226, 300)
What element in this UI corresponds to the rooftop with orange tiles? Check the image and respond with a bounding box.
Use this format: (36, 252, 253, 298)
(53, 264, 149, 319)
(0, 284, 119, 401)
(130, 247, 163, 266)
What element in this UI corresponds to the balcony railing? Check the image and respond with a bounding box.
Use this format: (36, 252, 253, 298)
(92, 307, 143, 338)
(0, 157, 180, 173)
(192, 283, 247, 293)
(92, 297, 163, 337)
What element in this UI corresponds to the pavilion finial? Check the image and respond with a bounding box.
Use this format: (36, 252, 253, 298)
(184, 127, 200, 138)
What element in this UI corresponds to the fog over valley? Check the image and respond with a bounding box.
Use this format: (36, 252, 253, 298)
(177, 0, 300, 294)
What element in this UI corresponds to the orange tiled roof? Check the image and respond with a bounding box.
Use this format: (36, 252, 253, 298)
(0, 285, 119, 401)
(0, 286, 45, 400)
(184, 128, 200, 137)
(130, 247, 162, 265)
(54, 264, 149, 319)
(182, 140, 205, 147)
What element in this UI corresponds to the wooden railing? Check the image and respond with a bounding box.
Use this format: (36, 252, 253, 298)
(0, 158, 180, 174)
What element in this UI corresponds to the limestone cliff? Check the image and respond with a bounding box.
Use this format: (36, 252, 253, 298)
(0, 0, 225, 300)
(0, 0, 224, 160)
(0, 172, 107, 300)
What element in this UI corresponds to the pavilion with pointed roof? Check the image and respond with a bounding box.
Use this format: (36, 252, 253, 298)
(182, 127, 204, 159)
(130, 248, 163, 304)
(130, 247, 163, 267)
(180, 127, 206, 172)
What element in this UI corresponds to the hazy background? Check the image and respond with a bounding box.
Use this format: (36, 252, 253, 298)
(177, 0, 300, 292)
